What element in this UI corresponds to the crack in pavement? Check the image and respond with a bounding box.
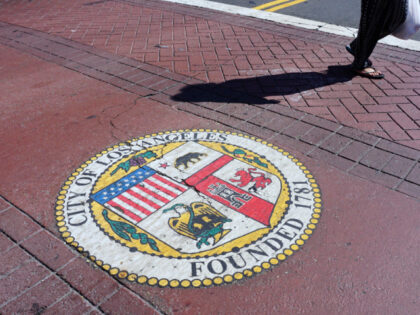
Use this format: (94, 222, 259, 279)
(97, 94, 156, 142)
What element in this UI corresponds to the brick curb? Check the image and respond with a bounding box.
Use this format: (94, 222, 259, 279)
(0, 196, 162, 314)
(0, 21, 418, 200)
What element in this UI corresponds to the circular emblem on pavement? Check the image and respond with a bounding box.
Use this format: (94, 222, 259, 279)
(56, 130, 322, 287)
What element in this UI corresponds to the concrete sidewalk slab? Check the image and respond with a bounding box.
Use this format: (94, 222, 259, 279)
(0, 0, 419, 314)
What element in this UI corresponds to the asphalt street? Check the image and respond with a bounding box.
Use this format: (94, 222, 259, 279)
(214, 0, 420, 41)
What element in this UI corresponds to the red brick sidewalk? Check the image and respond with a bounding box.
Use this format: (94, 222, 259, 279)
(0, 0, 419, 314)
(0, 0, 420, 149)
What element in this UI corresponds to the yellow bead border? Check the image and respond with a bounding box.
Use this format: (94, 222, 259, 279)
(55, 129, 322, 288)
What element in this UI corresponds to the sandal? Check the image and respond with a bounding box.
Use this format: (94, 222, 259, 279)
(354, 67, 384, 79)
(345, 45, 372, 68)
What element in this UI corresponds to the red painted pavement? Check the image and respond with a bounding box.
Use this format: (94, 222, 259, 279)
(0, 0, 419, 314)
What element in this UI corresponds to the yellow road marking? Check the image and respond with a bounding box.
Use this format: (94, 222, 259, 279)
(253, 0, 289, 10)
(266, 0, 307, 11)
(253, 0, 307, 12)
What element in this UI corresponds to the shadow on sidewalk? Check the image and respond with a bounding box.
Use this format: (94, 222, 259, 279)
(172, 65, 355, 105)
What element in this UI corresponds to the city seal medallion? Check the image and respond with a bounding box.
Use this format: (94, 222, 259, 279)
(55, 130, 322, 287)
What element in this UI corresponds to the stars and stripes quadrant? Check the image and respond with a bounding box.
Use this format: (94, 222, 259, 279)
(91, 166, 187, 224)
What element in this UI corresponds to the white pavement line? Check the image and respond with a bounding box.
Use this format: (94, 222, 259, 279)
(161, 0, 420, 52)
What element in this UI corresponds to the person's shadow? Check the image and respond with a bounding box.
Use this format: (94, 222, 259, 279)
(172, 65, 355, 105)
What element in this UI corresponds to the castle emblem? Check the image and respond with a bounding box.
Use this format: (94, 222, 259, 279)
(208, 183, 252, 208)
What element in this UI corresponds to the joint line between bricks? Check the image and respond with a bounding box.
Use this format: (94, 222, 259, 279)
(0, 274, 60, 309)
(346, 138, 381, 173)
(242, 103, 276, 124)
(297, 125, 315, 142)
(375, 149, 401, 175)
(45, 292, 74, 312)
(305, 125, 343, 156)
(16, 228, 44, 245)
(96, 288, 120, 310)
(392, 157, 420, 190)
(333, 139, 360, 171)
(0, 255, 34, 281)
(281, 113, 311, 138)
(277, 112, 309, 135)
(55, 256, 78, 274)
(336, 138, 354, 156)
(0, 225, 44, 253)
(264, 114, 283, 133)
(0, 235, 19, 255)
(0, 204, 13, 214)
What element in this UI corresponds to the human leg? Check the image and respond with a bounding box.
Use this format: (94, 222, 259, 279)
(351, 0, 382, 70)
(349, 0, 407, 78)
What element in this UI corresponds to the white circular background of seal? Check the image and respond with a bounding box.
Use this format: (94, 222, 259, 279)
(56, 130, 322, 288)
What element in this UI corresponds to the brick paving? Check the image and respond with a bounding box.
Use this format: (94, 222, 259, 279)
(1, 0, 420, 313)
(1, 0, 420, 149)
